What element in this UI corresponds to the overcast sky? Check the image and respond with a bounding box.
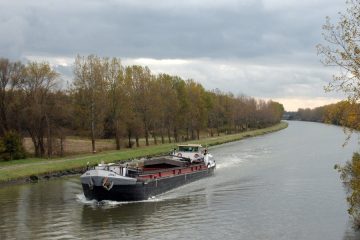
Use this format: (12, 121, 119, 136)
(0, 0, 348, 111)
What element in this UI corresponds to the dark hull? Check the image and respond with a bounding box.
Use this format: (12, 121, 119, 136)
(82, 167, 215, 201)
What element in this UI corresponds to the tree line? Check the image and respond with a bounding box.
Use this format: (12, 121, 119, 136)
(290, 101, 360, 130)
(0, 55, 284, 159)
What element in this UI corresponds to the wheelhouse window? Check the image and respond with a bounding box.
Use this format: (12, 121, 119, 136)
(178, 146, 199, 152)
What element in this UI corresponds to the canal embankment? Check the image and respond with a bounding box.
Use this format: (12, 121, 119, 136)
(0, 122, 288, 185)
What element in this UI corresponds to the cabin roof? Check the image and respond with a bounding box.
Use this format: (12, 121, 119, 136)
(177, 144, 203, 147)
(143, 157, 187, 167)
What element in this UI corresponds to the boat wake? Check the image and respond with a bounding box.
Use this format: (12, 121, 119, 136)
(216, 154, 248, 170)
(76, 193, 165, 207)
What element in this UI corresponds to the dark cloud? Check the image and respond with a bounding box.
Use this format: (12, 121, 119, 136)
(0, 0, 347, 110)
(0, 0, 345, 60)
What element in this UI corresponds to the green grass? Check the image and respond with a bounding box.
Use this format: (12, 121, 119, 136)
(0, 122, 288, 183)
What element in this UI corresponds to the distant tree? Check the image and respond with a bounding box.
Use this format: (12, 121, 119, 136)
(207, 90, 222, 136)
(186, 80, 207, 140)
(173, 77, 190, 141)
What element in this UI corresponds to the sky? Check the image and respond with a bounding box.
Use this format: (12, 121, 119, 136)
(0, 0, 348, 111)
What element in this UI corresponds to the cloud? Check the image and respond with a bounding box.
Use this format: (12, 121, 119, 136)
(122, 57, 335, 96)
(1, 0, 348, 110)
(0, 0, 344, 59)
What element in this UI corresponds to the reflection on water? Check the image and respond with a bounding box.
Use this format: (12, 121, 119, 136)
(0, 121, 359, 239)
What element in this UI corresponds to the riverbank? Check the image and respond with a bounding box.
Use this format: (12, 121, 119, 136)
(0, 122, 288, 185)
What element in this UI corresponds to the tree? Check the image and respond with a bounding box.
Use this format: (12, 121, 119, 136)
(73, 55, 107, 153)
(335, 152, 360, 229)
(173, 77, 190, 141)
(0, 131, 26, 161)
(0, 58, 24, 136)
(123, 66, 143, 148)
(317, 0, 360, 102)
(186, 80, 208, 139)
(103, 57, 126, 150)
(318, 0, 360, 228)
(155, 74, 179, 143)
(128, 65, 154, 146)
(20, 61, 59, 157)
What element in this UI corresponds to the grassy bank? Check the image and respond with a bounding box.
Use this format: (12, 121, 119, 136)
(0, 122, 288, 184)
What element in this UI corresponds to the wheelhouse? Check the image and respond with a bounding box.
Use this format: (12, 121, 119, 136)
(178, 144, 202, 153)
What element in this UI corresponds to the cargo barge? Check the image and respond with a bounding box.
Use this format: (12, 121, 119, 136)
(80, 144, 216, 201)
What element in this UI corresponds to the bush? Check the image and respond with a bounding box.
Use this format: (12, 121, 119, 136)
(336, 152, 360, 229)
(0, 131, 26, 161)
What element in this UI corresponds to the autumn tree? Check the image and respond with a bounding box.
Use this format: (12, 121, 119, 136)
(0, 58, 24, 136)
(207, 90, 222, 136)
(103, 57, 126, 149)
(156, 74, 179, 143)
(127, 66, 148, 145)
(123, 66, 143, 148)
(20, 61, 59, 157)
(335, 152, 360, 229)
(317, 0, 360, 102)
(185, 80, 207, 140)
(0, 55, 286, 157)
(73, 55, 107, 153)
(318, 0, 360, 228)
(173, 77, 189, 141)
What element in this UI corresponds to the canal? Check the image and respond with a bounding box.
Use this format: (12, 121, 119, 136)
(0, 121, 359, 239)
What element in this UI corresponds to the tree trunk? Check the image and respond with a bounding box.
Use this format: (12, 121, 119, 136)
(144, 121, 149, 146)
(39, 137, 45, 157)
(196, 129, 200, 140)
(29, 130, 42, 157)
(0, 87, 10, 136)
(115, 135, 121, 150)
(161, 133, 165, 144)
(145, 129, 149, 146)
(128, 131, 132, 148)
(45, 114, 52, 158)
(210, 128, 214, 137)
(173, 127, 178, 142)
(91, 102, 96, 153)
(60, 135, 64, 157)
(115, 120, 121, 150)
(136, 136, 140, 147)
(0, 102, 8, 136)
(167, 128, 172, 143)
(153, 132, 157, 145)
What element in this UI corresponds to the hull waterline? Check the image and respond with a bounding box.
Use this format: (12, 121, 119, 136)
(82, 166, 215, 201)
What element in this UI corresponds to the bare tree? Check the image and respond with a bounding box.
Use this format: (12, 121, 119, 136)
(317, 0, 360, 102)
(0, 58, 24, 136)
(73, 55, 107, 153)
(104, 57, 126, 150)
(20, 61, 59, 157)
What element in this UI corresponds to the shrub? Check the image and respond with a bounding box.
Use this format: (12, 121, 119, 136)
(0, 131, 27, 161)
(336, 152, 360, 229)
